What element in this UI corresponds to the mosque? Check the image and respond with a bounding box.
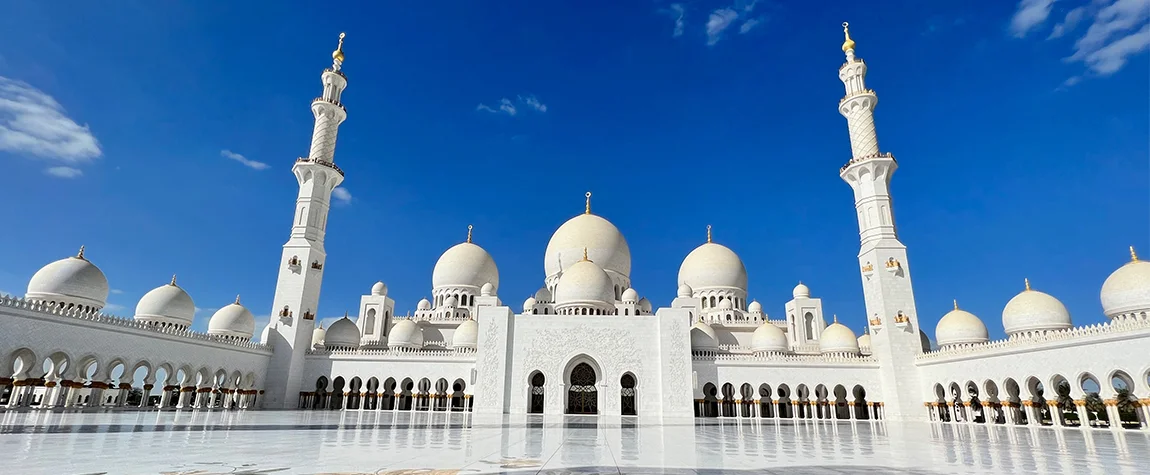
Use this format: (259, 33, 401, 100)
(1, 25, 1149, 430)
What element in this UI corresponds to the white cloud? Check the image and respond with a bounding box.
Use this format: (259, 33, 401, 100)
(332, 187, 352, 204)
(476, 97, 517, 116)
(221, 149, 270, 170)
(706, 8, 740, 45)
(1010, 0, 1057, 38)
(1049, 6, 1087, 39)
(739, 18, 761, 34)
(194, 307, 217, 316)
(0, 76, 101, 163)
(663, 3, 686, 37)
(103, 303, 126, 313)
(110, 288, 124, 294)
(44, 166, 82, 179)
(1067, 0, 1150, 75)
(519, 94, 547, 112)
(477, 95, 548, 116)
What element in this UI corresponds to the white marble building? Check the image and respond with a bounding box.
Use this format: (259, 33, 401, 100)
(2, 26, 1149, 430)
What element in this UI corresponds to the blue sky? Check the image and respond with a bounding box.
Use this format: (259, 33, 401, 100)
(0, 1, 1146, 340)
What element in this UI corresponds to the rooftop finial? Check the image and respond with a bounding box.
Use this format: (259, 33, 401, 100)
(707, 225, 712, 243)
(332, 32, 346, 69)
(585, 191, 592, 214)
(1024, 278, 1031, 291)
(77, 245, 86, 259)
(582, 247, 590, 262)
(953, 299, 958, 310)
(235, 294, 242, 304)
(171, 274, 178, 286)
(344, 310, 349, 319)
(833, 313, 839, 323)
(841, 22, 856, 54)
(467, 224, 473, 243)
(1131, 246, 1139, 262)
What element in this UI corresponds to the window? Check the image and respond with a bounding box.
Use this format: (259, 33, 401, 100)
(365, 309, 376, 335)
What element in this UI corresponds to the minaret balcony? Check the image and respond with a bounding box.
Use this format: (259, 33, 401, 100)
(323, 67, 347, 80)
(295, 157, 345, 177)
(312, 96, 347, 113)
(839, 88, 876, 106)
(839, 152, 895, 173)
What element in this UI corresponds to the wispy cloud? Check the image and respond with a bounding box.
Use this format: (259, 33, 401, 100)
(739, 18, 761, 34)
(110, 288, 124, 295)
(1049, 6, 1087, 39)
(332, 187, 352, 204)
(1066, 0, 1150, 75)
(103, 303, 126, 313)
(661, 3, 686, 37)
(705, 1, 761, 45)
(1010, 0, 1057, 37)
(221, 149, 270, 170)
(0, 76, 101, 163)
(44, 166, 82, 179)
(476, 95, 547, 116)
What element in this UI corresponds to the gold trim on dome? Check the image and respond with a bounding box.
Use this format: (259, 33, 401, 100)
(77, 245, 86, 259)
(1024, 278, 1030, 291)
(467, 224, 473, 243)
(1131, 245, 1139, 262)
(707, 224, 712, 243)
(841, 22, 856, 52)
(332, 32, 346, 63)
(585, 191, 592, 214)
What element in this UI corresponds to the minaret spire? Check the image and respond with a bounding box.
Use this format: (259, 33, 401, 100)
(707, 225, 712, 243)
(467, 224, 473, 243)
(585, 191, 592, 215)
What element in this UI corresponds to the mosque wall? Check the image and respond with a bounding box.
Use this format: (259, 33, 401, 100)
(692, 358, 883, 403)
(302, 351, 476, 396)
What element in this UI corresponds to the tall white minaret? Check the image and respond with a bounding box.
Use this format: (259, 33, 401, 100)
(837, 23, 925, 421)
(262, 33, 349, 409)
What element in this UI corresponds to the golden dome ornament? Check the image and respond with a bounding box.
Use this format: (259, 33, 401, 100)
(841, 22, 856, 53)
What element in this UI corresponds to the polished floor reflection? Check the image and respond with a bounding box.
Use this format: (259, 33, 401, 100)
(1, 410, 1147, 474)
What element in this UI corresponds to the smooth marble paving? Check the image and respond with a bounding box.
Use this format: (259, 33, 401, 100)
(1, 410, 1147, 474)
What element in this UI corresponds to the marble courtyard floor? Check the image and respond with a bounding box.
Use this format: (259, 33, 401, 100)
(0, 410, 1147, 474)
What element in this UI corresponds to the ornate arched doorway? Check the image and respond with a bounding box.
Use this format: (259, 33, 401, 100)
(620, 373, 637, 416)
(566, 363, 597, 414)
(529, 372, 545, 414)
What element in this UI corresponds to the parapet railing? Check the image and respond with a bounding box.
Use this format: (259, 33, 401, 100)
(307, 347, 476, 358)
(916, 315, 1150, 362)
(840, 152, 896, 172)
(0, 295, 272, 352)
(295, 157, 344, 176)
(693, 352, 878, 365)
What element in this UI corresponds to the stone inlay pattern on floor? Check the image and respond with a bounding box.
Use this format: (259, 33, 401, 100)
(1, 410, 1147, 474)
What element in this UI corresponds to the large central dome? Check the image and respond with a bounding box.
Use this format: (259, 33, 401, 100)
(432, 242, 499, 292)
(545, 213, 631, 279)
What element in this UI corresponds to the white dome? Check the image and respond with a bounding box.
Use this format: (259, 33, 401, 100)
(312, 326, 326, 347)
(678, 242, 747, 292)
(443, 295, 459, 307)
(819, 321, 859, 354)
(388, 319, 423, 349)
(432, 242, 499, 292)
(480, 282, 495, 296)
(26, 248, 109, 310)
(638, 297, 652, 312)
(936, 306, 989, 347)
(751, 322, 788, 353)
(857, 332, 871, 348)
(690, 321, 718, 350)
(545, 213, 631, 279)
(554, 259, 615, 306)
(534, 287, 553, 303)
(371, 281, 387, 296)
(324, 317, 361, 349)
(1003, 283, 1072, 335)
(677, 284, 692, 298)
(621, 287, 638, 303)
(748, 300, 763, 313)
(523, 297, 537, 313)
(453, 319, 478, 349)
(717, 297, 733, 310)
(207, 299, 255, 339)
(792, 282, 810, 299)
(133, 278, 194, 327)
(417, 298, 431, 310)
(1100, 254, 1150, 318)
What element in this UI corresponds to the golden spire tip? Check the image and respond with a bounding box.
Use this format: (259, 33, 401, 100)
(467, 224, 473, 243)
(833, 313, 838, 323)
(585, 191, 592, 215)
(1131, 246, 1139, 262)
(235, 294, 241, 305)
(582, 247, 589, 261)
(706, 225, 712, 243)
(171, 274, 178, 286)
(953, 299, 958, 310)
(77, 245, 86, 259)
(1024, 278, 1030, 291)
(841, 21, 856, 53)
(332, 32, 346, 66)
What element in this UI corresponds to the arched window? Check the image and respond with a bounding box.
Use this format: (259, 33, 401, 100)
(804, 312, 815, 339)
(709, 296, 716, 307)
(529, 372, 545, 414)
(620, 373, 637, 416)
(624, 308, 629, 316)
(365, 308, 376, 335)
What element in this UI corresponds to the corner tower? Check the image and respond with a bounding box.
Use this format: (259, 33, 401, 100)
(262, 33, 349, 408)
(836, 23, 924, 420)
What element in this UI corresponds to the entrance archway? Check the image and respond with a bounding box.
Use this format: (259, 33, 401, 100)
(620, 373, 636, 416)
(529, 372, 545, 414)
(566, 362, 597, 414)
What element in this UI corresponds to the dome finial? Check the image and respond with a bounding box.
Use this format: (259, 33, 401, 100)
(953, 299, 958, 310)
(585, 191, 592, 215)
(841, 22, 856, 54)
(582, 247, 590, 262)
(77, 245, 86, 259)
(466, 224, 473, 243)
(235, 294, 241, 305)
(706, 224, 712, 243)
(171, 274, 178, 286)
(1131, 246, 1139, 262)
(344, 310, 349, 319)
(332, 32, 346, 69)
(1024, 278, 1030, 291)
(833, 313, 839, 323)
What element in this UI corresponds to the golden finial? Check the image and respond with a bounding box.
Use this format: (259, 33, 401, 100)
(706, 225, 712, 243)
(833, 314, 839, 323)
(1131, 246, 1139, 262)
(582, 247, 590, 262)
(1024, 278, 1031, 291)
(953, 299, 958, 310)
(332, 32, 346, 64)
(171, 274, 178, 286)
(466, 224, 473, 244)
(842, 22, 856, 53)
(76, 245, 86, 259)
(585, 191, 592, 215)
(235, 294, 241, 305)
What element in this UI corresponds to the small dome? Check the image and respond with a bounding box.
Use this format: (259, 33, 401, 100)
(133, 278, 194, 327)
(690, 321, 718, 350)
(452, 319, 478, 349)
(523, 297, 537, 313)
(417, 298, 431, 310)
(792, 282, 810, 299)
(857, 332, 871, 348)
(936, 305, 989, 347)
(26, 248, 110, 310)
(534, 287, 553, 303)
(717, 297, 733, 310)
(371, 281, 387, 296)
(621, 287, 638, 303)
(480, 282, 495, 296)
(554, 259, 615, 307)
(677, 283, 693, 298)
(324, 316, 361, 349)
(819, 321, 859, 354)
(207, 299, 255, 339)
(545, 213, 631, 280)
(1003, 282, 1072, 335)
(1100, 251, 1150, 318)
(388, 319, 423, 349)
(638, 297, 652, 312)
(747, 300, 763, 313)
(678, 242, 747, 292)
(312, 326, 326, 347)
(443, 295, 459, 307)
(432, 242, 499, 292)
(751, 322, 788, 353)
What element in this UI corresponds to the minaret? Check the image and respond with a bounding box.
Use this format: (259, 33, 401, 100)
(262, 33, 349, 409)
(837, 23, 925, 421)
